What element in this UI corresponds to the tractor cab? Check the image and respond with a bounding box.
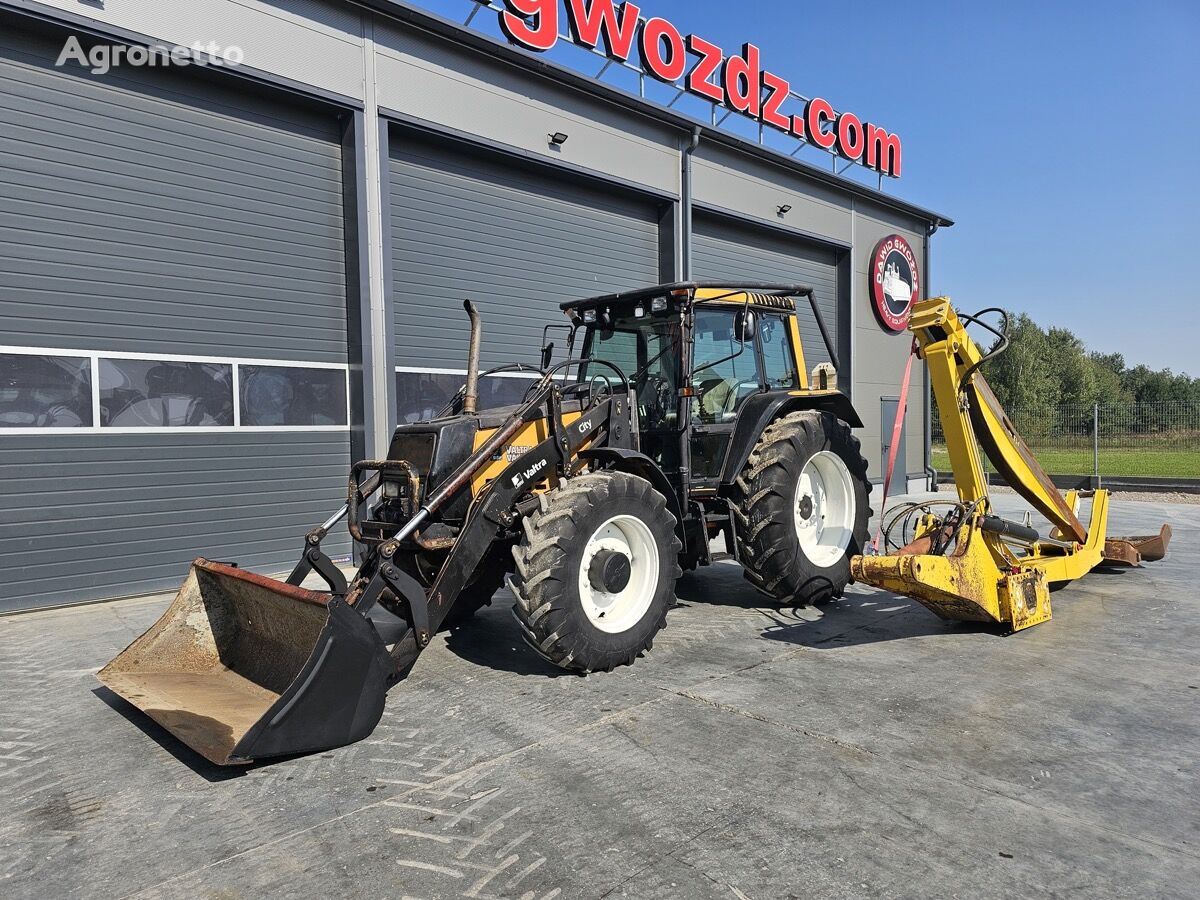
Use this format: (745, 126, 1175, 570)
(559, 282, 855, 493)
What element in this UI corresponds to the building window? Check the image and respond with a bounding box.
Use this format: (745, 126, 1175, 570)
(396, 371, 463, 424)
(0, 353, 92, 428)
(2, 348, 350, 434)
(395, 370, 541, 423)
(99, 359, 234, 427)
(241, 365, 348, 426)
(478, 375, 539, 409)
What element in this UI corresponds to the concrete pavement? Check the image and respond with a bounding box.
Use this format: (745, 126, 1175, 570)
(1, 494, 1196, 898)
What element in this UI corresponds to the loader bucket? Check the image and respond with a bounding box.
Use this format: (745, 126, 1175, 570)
(97, 559, 392, 766)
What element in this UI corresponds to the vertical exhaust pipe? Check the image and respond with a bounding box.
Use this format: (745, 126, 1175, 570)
(462, 299, 482, 416)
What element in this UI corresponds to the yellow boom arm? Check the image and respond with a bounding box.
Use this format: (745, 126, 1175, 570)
(850, 298, 1169, 632)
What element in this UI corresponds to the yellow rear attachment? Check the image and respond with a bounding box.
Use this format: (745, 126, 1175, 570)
(850, 299, 1171, 633)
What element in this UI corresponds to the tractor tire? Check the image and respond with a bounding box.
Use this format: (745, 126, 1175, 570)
(440, 565, 506, 630)
(733, 411, 870, 606)
(510, 471, 682, 673)
(387, 548, 507, 632)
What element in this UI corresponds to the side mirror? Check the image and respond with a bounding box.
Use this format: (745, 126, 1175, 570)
(540, 342, 555, 371)
(735, 309, 756, 343)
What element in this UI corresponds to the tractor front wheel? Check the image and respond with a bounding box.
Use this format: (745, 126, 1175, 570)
(387, 547, 507, 632)
(510, 471, 681, 673)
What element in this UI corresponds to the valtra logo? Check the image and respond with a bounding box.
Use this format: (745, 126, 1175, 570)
(869, 234, 920, 333)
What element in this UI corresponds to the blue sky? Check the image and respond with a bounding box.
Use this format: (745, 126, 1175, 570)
(415, 1, 1199, 374)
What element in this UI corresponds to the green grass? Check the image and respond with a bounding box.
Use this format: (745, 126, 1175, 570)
(931, 446, 1200, 479)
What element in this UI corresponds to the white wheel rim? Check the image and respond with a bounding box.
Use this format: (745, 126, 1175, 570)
(794, 451, 855, 567)
(578, 514, 660, 634)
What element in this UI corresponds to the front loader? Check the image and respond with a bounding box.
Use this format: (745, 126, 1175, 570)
(100, 283, 876, 765)
(850, 298, 1170, 630)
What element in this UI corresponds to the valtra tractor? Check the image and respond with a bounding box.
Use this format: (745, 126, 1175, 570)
(98, 284, 1168, 765)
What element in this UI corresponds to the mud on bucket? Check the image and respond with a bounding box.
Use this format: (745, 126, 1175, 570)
(97, 559, 392, 766)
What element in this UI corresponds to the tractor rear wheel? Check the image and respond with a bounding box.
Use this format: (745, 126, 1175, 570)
(733, 411, 870, 606)
(510, 471, 681, 673)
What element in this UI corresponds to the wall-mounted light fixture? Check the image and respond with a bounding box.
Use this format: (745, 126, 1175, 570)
(549, 132, 569, 146)
(777, 204, 793, 216)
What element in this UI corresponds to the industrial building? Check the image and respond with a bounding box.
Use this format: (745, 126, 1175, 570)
(0, 0, 951, 612)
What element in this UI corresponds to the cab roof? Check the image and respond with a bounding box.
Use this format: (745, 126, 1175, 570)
(559, 281, 813, 313)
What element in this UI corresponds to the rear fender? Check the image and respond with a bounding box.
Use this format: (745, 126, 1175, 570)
(578, 447, 688, 555)
(718, 390, 862, 490)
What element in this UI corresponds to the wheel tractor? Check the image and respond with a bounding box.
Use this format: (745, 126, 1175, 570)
(99, 282, 872, 765)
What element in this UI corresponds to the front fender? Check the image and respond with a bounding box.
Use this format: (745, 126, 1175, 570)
(578, 448, 688, 555)
(719, 390, 863, 489)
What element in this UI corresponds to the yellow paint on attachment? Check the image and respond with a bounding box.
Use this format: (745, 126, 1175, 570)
(1018, 490, 1111, 585)
(848, 297, 1128, 634)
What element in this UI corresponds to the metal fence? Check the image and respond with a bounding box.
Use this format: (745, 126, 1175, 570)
(932, 401, 1200, 482)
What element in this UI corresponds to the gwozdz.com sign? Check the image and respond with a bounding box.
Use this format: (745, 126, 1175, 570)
(493, 0, 903, 178)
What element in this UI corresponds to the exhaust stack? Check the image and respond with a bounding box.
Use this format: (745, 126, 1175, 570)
(462, 299, 482, 416)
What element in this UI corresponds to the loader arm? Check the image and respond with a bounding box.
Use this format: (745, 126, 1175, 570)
(97, 374, 638, 764)
(850, 298, 1170, 633)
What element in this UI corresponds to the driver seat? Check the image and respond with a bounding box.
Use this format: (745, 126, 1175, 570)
(696, 378, 735, 423)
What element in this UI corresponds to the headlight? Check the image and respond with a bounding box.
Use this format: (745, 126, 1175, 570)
(583, 309, 597, 324)
(651, 297, 668, 313)
(382, 480, 403, 499)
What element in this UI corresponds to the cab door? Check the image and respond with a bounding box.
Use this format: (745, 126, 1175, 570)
(689, 308, 762, 485)
(689, 310, 801, 486)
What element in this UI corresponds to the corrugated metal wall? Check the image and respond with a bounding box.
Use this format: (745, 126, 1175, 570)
(0, 25, 348, 362)
(692, 215, 839, 370)
(389, 132, 664, 371)
(0, 435, 350, 612)
(0, 22, 350, 612)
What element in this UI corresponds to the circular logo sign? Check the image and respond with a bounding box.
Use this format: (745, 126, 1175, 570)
(870, 234, 920, 332)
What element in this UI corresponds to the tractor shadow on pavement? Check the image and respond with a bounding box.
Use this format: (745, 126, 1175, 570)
(439, 605, 570, 679)
(674, 565, 996, 650)
(755, 599, 995, 650)
(430, 562, 999, 680)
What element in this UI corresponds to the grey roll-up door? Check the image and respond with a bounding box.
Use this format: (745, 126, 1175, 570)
(0, 20, 349, 612)
(692, 215, 839, 371)
(389, 132, 664, 373)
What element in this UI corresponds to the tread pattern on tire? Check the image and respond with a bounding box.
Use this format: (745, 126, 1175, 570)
(733, 411, 871, 606)
(509, 471, 682, 673)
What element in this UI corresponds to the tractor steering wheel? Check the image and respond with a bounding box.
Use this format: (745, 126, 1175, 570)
(638, 372, 674, 428)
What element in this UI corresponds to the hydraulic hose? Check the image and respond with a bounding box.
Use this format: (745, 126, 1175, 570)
(957, 307, 1009, 390)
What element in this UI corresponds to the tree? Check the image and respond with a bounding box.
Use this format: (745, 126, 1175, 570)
(934, 308, 1197, 444)
(1044, 327, 1098, 406)
(1089, 352, 1130, 405)
(979, 313, 1059, 437)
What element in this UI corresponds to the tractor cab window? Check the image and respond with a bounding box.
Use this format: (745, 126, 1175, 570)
(582, 312, 681, 431)
(691, 308, 762, 424)
(588, 326, 639, 386)
(759, 315, 800, 390)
